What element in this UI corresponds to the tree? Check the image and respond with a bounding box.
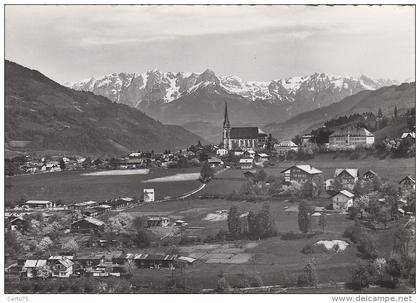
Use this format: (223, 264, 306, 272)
(36, 236, 53, 255)
(302, 261, 318, 287)
(247, 210, 258, 239)
(62, 238, 79, 253)
(132, 216, 146, 232)
(298, 202, 312, 233)
(394, 105, 398, 119)
(377, 108, 383, 118)
(385, 258, 402, 285)
(199, 162, 214, 183)
(351, 261, 375, 289)
(59, 159, 66, 170)
(216, 272, 230, 293)
(256, 204, 277, 238)
(253, 169, 267, 184)
(319, 212, 327, 232)
(107, 213, 134, 234)
(227, 206, 241, 237)
(109, 158, 120, 169)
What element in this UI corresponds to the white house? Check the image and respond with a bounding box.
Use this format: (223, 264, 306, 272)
(208, 157, 224, 168)
(331, 190, 355, 211)
(216, 148, 228, 157)
(274, 141, 299, 154)
(25, 200, 53, 209)
(239, 158, 254, 170)
(22, 260, 49, 278)
(48, 256, 74, 278)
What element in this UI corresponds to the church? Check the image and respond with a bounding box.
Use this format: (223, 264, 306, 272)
(222, 103, 267, 151)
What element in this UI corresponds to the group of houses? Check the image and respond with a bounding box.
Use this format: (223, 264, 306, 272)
(7, 252, 197, 280)
(276, 164, 415, 212)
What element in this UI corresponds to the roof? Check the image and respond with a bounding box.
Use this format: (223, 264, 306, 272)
(276, 141, 298, 147)
(134, 254, 178, 261)
(148, 217, 169, 221)
(334, 168, 359, 179)
(330, 127, 374, 137)
(74, 201, 97, 207)
(230, 127, 259, 139)
(280, 165, 322, 175)
(400, 176, 416, 184)
(334, 190, 355, 198)
(25, 200, 51, 204)
(239, 158, 253, 164)
(401, 132, 415, 139)
(177, 256, 196, 263)
(80, 217, 105, 226)
(24, 260, 47, 268)
(208, 157, 223, 163)
(257, 153, 269, 157)
(363, 170, 377, 177)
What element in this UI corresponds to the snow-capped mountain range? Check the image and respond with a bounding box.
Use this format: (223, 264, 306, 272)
(68, 69, 398, 106)
(67, 69, 400, 140)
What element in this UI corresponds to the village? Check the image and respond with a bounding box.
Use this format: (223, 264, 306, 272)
(4, 105, 416, 293)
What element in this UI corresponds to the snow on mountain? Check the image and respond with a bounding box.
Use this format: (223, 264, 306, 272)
(68, 69, 399, 117)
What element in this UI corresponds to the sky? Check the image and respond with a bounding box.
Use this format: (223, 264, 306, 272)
(5, 5, 415, 84)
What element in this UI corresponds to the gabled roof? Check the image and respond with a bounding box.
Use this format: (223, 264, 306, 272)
(239, 158, 254, 164)
(401, 132, 415, 139)
(24, 260, 47, 268)
(400, 176, 416, 184)
(363, 170, 377, 177)
(280, 165, 322, 175)
(230, 127, 259, 139)
(25, 200, 51, 205)
(334, 168, 359, 179)
(334, 190, 355, 198)
(276, 141, 298, 147)
(79, 217, 105, 226)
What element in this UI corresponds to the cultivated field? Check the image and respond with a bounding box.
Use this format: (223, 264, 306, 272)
(5, 168, 201, 204)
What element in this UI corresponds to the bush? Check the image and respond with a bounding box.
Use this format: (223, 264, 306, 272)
(281, 231, 315, 240)
(248, 274, 264, 287)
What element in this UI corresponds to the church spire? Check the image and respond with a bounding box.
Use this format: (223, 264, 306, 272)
(223, 102, 230, 128)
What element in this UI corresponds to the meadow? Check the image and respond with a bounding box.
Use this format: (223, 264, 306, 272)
(5, 168, 201, 204)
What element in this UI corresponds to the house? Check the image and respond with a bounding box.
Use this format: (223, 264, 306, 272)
(222, 103, 267, 151)
(256, 153, 269, 162)
(239, 158, 254, 170)
(70, 201, 98, 210)
(329, 127, 375, 148)
(6, 216, 26, 231)
(362, 170, 378, 182)
(175, 220, 188, 227)
(22, 260, 49, 278)
(109, 197, 134, 209)
(25, 200, 53, 209)
(274, 141, 298, 154)
(399, 176, 415, 191)
(75, 254, 105, 269)
(47, 256, 74, 278)
(280, 165, 323, 183)
(147, 217, 170, 227)
(71, 217, 105, 233)
(301, 134, 314, 144)
(334, 169, 359, 189)
(401, 131, 415, 141)
(331, 190, 355, 211)
(133, 254, 178, 269)
(216, 148, 228, 157)
(208, 157, 224, 168)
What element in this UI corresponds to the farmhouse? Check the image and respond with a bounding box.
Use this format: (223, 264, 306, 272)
(399, 176, 415, 191)
(216, 148, 228, 157)
(71, 217, 105, 233)
(401, 131, 415, 140)
(70, 201, 98, 210)
(280, 165, 323, 183)
(239, 158, 254, 170)
(334, 168, 359, 189)
(274, 141, 298, 154)
(22, 260, 49, 278)
(6, 216, 26, 231)
(208, 157, 224, 168)
(74, 254, 105, 268)
(47, 256, 74, 278)
(147, 217, 170, 227)
(25, 200, 53, 209)
(222, 103, 267, 151)
(331, 190, 355, 211)
(329, 127, 375, 148)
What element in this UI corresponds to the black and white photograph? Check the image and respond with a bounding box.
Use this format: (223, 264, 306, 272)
(2, 2, 416, 299)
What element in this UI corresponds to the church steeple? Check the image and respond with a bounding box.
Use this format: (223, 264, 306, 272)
(222, 102, 231, 149)
(223, 102, 230, 128)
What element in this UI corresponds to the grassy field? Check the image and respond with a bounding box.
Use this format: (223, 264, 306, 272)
(5, 168, 201, 204)
(123, 193, 398, 290)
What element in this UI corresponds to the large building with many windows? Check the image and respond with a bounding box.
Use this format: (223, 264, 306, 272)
(329, 127, 375, 148)
(222, 103, 267, 151)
